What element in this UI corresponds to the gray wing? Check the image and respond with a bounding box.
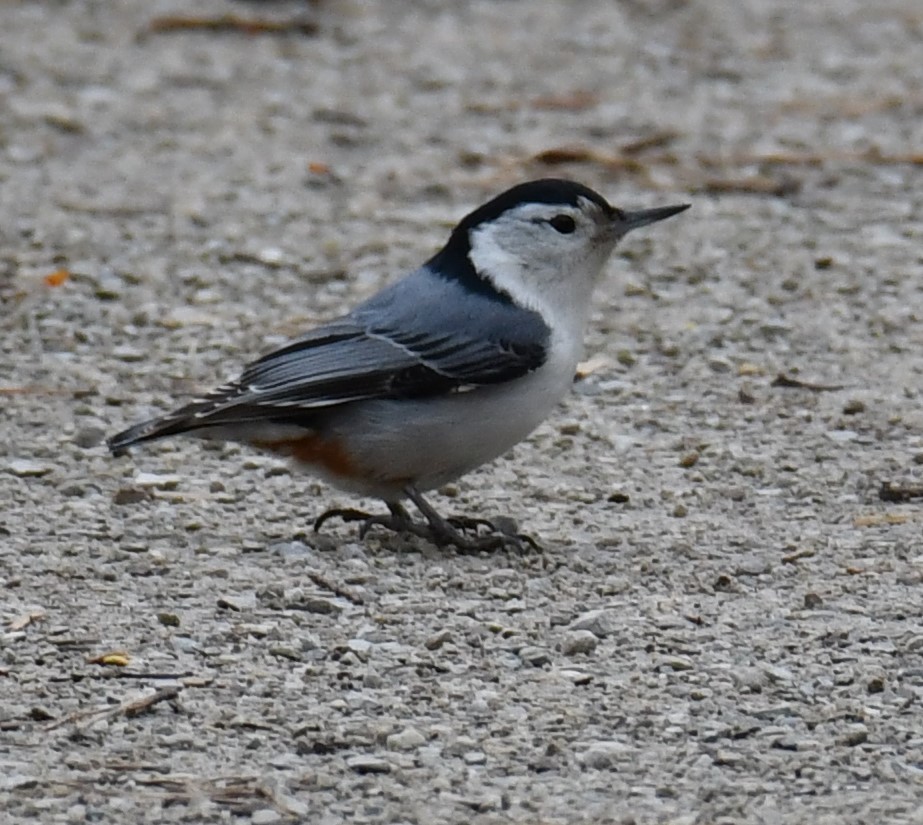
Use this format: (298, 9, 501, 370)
(108, 268, 550, 450)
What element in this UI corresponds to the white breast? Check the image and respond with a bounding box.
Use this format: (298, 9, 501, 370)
(325, 334, 581, 498)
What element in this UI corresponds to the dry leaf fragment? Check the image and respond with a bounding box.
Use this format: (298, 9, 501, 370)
(148, 14, 318, 37)
(782, 547, 816, 564)
(771, 373, 845, 391)
(853, 513, 910, 527)
(88, 651, 131, 667)
(533, 146, 600, 165)
(575, 354, 612, 379)
(700, 175, 801, 197)
(531, 90, 599, 111)
(122, 686, 181, 717)
(43, 269, 70, 287)
(619, 130, 679, 155)
(9, 610, 46, 631)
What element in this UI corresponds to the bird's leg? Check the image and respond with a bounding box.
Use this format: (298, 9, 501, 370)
(445, 514, 541, 551)
(404, 487, 540, 553)
(315, 500, 463, 545)
(314, 501, 414, 539)
(315, 491, 540, 552)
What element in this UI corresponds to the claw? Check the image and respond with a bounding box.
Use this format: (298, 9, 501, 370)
(405, 487, 542, 553)
(445, 514, 540, 553)
(313, 492, 541, 553)
(447, 515, 497, 534)
(314, 505, 411, 540)
(313, 507, 378, 532)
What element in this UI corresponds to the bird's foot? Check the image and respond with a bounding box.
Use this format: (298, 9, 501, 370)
(313, 506, 412, 539)
(446, 514, 541, 553)
(314, 495, 540, 554)
(406, 488, 541, 554)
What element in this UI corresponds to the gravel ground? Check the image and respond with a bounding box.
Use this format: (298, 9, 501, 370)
(2, 1, 923, 823)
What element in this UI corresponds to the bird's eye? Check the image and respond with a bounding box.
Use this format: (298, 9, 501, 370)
(548, 214, 576, 234)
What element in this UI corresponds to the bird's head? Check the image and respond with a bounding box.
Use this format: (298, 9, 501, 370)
(437, 178, 689, 324)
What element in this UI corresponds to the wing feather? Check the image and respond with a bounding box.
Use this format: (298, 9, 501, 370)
(108, 267, 550, 450)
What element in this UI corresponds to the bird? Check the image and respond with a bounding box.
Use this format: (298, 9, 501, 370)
(108, 179, 688, 551)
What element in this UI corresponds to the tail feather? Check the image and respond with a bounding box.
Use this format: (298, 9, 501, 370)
(107, 411, 204, 455)
(107, 376, 323, 455)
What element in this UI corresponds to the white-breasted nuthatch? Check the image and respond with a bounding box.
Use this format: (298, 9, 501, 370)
(109, 179, 688, 551)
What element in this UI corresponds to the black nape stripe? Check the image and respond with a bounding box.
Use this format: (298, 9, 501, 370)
(425, 240, 513, 305)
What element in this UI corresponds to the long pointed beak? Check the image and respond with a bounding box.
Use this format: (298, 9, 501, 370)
(617, 203, 690, 233)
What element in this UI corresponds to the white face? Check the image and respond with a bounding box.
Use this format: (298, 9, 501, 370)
(467, 195, 622, 327)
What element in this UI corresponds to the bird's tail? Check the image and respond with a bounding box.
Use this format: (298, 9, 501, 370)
(107, 411, 200, 455)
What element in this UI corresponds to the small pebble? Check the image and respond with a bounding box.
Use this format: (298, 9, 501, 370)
(346, 755, 391, 774)
(269, 646, 302, 662)
(761, 664, 794, 683)
(133, 472, 181, 490)
(348, 638, 373, 659)
(559, 669, 594, 686)
(837, 725, 869, 747)
(424, 630, 452, 650)
(773, 735, 822, 751)
(74, 425, 106, 448)
(59, 482, 87, 497)
(561, 629, 598, 656)
(113, 487, 150, 505)
(66, 804, 87, 823)
(269, 540, 312, 561)
(733, 667, 768, 691)
(7, 459, 53, 477)
(569, 609, 616, 639)
(216, 591, 257, 611)
(579, 741, 632, 770)
(518, 646, 552, 666)
(93, 270, 124, 300)
(760, 320, 791, 338)
(161, 306, 219, 328)
(713, 749, 742, 766)
(803, 592, 823, 609)
(867, 676, 885, 694)
(112, 345, 146, 362)
(255, 247, 286, 267)
(735, 553, 772, 576)
(251, 809, 281, 825)
(291, 597, 341, 615)
(387, 727, 426, 751)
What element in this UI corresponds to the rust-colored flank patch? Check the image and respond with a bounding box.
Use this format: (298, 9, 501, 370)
(252, 434, 358, 479)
